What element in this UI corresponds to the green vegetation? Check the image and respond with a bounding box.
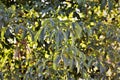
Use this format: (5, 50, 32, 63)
(0, 0, 120, 80)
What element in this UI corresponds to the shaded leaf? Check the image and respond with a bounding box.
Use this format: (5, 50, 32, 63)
(15, 26, 20, 34)
(75, 58, 80, 73)
(55, 30, 64, 47)
(108, 0, 113, 12)
(39, 27, 45, 43)
(53, 53, 61, 70)
(100, 0, 107, 10)
(62, 54, 69, 67)
(22, 28, 27, 39)
(77, 0, 86, 5)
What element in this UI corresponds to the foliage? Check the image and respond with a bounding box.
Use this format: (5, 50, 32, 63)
(0, 0, 120, 80)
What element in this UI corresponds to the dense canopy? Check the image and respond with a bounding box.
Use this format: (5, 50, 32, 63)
(0, 0, 120, 80)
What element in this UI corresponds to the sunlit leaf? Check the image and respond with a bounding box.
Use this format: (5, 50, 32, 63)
(1, 27, 6, 41)
(28, 30, 34, 41)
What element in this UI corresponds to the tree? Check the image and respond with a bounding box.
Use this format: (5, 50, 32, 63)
(0, 0, 120, 79)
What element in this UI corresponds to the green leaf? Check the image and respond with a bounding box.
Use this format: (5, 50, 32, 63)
(108, 0, 113, 12)
(50, 30, 56, 41)
(50, 18, 55, 27)
(53, 53, 61, 70)
(22, 28, 27, 39)
(15, 26, 27, 39)
(39, 27, 45, 43)
(0, 15, 3, 20)
(100, 0, 107, 10)
(77, 0, 86, 5)
(1, 27, 6, 41)
(0, 20, 4, 29)
(75, 58, 80, 73)
(100, 62, 106, 74)
(28, 30, 34, 41)
(62, 54, 69, 67)
(72, 22, 82, 39)
(80, 52, 86, 62)
(65, 29, 70, 39)
(34, 29, 41, 42)
(0, 72, 3, 80)
(55, 30, 64, 47)
(88, 56, 95, 68)
(15, 25, 20, 34)
(55, 31, 60, 48)
(69, 58, 74, 70)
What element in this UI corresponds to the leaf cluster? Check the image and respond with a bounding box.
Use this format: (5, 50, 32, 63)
(0, 0, 120, 80)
